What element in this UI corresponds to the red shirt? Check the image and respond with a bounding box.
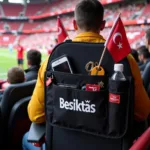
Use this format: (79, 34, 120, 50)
(16, 45, 24, 59)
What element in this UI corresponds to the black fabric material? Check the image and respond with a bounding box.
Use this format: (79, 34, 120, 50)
(51, 127, 122, 150)
(0, 92, 3, 101)
(142, 62, 150, 97)
(147, 84, 150, 98)
(45, 42, 134, 150)
(25, 65, 40, 81)
(108, 79, 130, 136)
(47, 82, 108, 135)
(139, 58, 150, 71)
(46, 72, 132, 139)
(0, 80, 36, 148)
(47, 42, 132, 76)
(8, 96, 31, 150)
(47, 71, 108, 90)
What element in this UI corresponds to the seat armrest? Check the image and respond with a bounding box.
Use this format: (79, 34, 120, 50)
(27, 122, 45, 143)
(129, 127, 150, 150)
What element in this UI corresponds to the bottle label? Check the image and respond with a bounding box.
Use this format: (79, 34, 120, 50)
(86, 84, 100, 91)
(109, 93, 120, 104)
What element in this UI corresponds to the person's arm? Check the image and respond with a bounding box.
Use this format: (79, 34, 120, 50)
(28, 58, 49, 123)
(142, 62, 150, 91)
(127, 54, 150, 121)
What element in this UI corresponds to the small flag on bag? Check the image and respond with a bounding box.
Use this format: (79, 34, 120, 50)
(57, 16, 68, 43)
(105, 15, 131, 62)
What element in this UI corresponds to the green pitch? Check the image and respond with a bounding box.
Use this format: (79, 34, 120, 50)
(0, 48, 47, 80)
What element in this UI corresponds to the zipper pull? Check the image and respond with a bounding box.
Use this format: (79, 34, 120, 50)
(46, 74, 53, 87)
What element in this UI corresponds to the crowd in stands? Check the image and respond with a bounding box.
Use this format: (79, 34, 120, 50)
(129, 29, 150, 98)
(0, 3, 149, 30)
(0, 2, 149, 49)
(19, 25, 147, 51)
(0, 0, 149, 19)
(0, 25, 147, 54)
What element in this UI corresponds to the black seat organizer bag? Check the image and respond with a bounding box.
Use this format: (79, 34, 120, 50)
(45, 41, 134, 150)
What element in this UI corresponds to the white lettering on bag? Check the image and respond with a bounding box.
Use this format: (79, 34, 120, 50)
(59, 97, 96, 113)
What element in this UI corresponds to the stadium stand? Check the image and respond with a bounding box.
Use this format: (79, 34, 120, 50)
(8, 22, 21, 30)
(0, 35, 17, 46)
(0, 21, 4, 30)
(25, 4, 47, 16)
(139, 4, 150, 19)
(22, 22, 40, 30)
(2, 4, 24, 17)
(39, 0, 77, 15)
(0, 0, 149, 49)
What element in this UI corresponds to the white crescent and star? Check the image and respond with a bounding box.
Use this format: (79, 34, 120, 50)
(113, 32, 123, 49)
(58, 27, 62, 35)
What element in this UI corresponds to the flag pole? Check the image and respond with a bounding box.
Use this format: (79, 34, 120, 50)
(98, 46, 107, 67)
(96, 13, 121, 75)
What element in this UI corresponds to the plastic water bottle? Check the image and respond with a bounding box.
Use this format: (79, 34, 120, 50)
(108, 63, 127, 135)
(111, 64, 126, 81)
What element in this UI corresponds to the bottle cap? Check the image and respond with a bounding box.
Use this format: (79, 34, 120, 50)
(114, 64, 124, 72)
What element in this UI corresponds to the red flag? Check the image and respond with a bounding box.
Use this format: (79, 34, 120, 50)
(57, 16, 68, 43)
(105, 16, 131, 62)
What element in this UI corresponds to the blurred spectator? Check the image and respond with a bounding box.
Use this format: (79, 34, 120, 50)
(47, 39, 58, 54)
(47, 44, 53, 55)
(0, 67, 25, 100)
(137, 46, 150, 72)
(8, 43, 13, 53)
(142, 29, 150, 97)
(145, 28, 150, 51)
(131, 49, 139, 63)
(16, 41, 25, 69)
(25, 50, 41, 81)
(52, 38, 58, 48)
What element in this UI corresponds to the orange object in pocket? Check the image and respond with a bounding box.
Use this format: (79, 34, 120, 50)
(90, 66, 105, 76)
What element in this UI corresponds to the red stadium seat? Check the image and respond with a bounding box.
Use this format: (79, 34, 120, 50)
(130, 127, 150, 150)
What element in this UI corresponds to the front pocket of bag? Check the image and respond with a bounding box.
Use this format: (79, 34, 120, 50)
(46, 71, 108, 91)
(48, 84, 108, 134)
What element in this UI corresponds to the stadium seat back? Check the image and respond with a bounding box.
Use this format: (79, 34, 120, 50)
(0, 80, 36, 148)
(45, 41, 134, 150)
(8, 96, 31, 150)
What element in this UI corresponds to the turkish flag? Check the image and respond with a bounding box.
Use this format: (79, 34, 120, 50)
(57, 16, 68, 43)
(105, 16, 131, 62)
